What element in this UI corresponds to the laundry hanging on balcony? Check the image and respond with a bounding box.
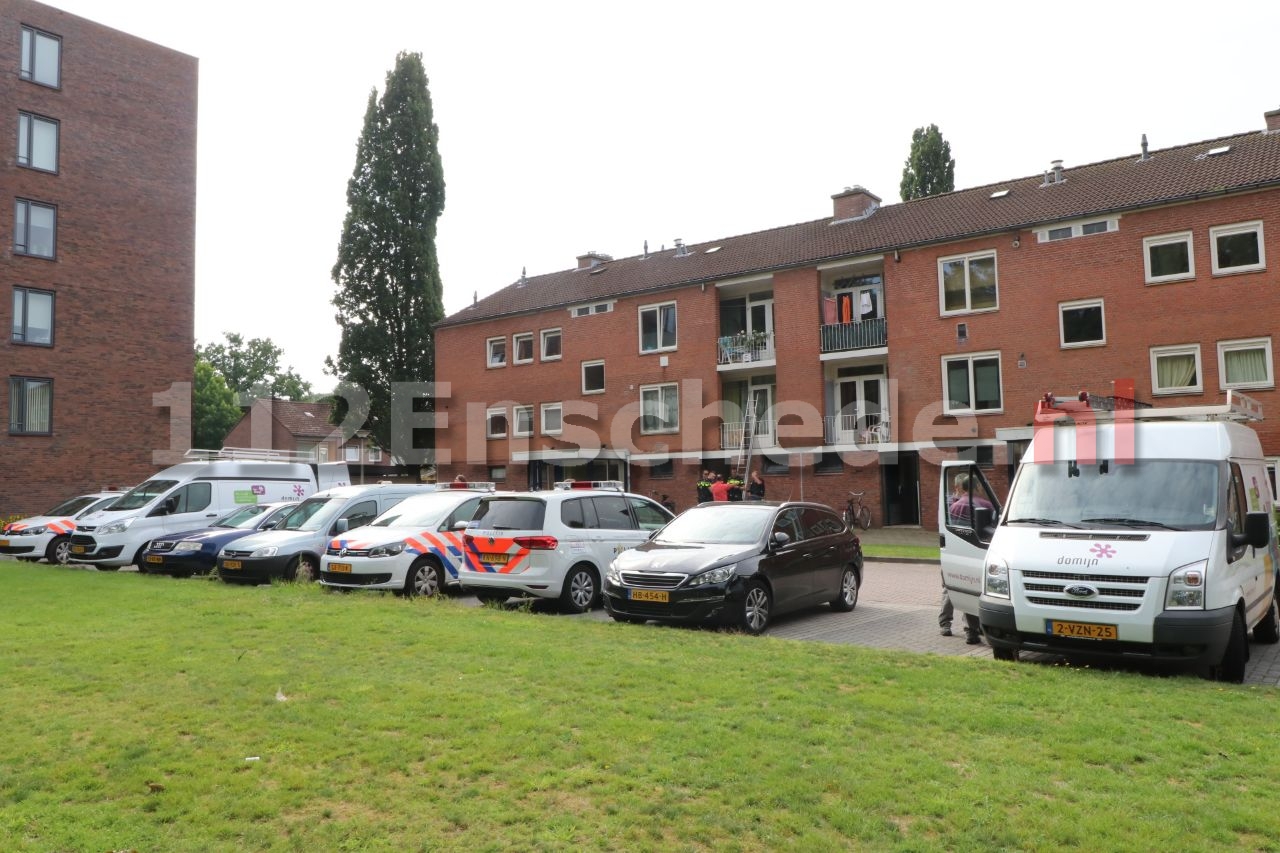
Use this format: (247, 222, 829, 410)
(822, 297, 837, 325)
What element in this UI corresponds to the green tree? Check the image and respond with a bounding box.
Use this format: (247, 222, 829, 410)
(899, 124, 955, 201)
(196, 332, 312, 402)
(192, 358, 242, 450)
(327, 51, 445, 459)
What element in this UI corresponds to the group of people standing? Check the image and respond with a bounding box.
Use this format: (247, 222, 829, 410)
(696, 470, 766, 503)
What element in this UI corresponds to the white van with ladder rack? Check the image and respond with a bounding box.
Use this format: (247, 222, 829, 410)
(940, 390, 1279, 682)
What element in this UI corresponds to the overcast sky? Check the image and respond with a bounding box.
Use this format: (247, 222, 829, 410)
(53, 0, 1280, 390)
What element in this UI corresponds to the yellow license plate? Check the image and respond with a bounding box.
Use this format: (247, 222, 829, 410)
(1048, 620, 1118, 640)
(630, 589, 669, 603)
(479, 553, 508, 565)
(71, 545, 87, 554)
(0, 539, 8, 547)
(145, 556, 163, 564)
(222, 560, 242, 570)
(328, 562, 352, 573)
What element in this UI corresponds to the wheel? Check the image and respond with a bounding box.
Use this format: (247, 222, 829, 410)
(830, 567, 859, 612)
(404, 557, 444, 598)
(290, 554, 318, 583)
(856, 505, 872, 531)
(734, 581, 772, 635)
(1213, 608, 1249, 683)
(559, 564, 598, 614)
(992, 646, 1018, 662)
(1253, 593, 1280, 644)
(474, 591, 509, 605)
(46, 536, 72, 565)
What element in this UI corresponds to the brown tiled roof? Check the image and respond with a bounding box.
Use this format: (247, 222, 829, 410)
(265, 400, 338, 439)
(439, 128, 1280, 328)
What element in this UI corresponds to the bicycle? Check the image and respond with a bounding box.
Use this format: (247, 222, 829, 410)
(844, 491, 872, 531)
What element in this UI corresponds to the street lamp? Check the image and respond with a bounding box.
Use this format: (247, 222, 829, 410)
(355, 429, 371, 485)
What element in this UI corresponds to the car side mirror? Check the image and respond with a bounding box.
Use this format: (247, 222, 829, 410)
(451, 520, 469, 532)
(334, 517, 350, 535)
(770, 531, 791, 549)
(973, 505, 996, 536)
(1238, 511, 1270, 550)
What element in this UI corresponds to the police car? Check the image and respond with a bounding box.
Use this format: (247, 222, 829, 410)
(319, 483, 497, 596)
(1, 491, 125, 564)
(458, 481, 674, 613)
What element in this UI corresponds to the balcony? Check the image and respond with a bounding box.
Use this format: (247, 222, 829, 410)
(717, 332, 775, 366)
(720, 418, 776, 450)
(823, 414, 889, 446)
(820, 317, 886, 353)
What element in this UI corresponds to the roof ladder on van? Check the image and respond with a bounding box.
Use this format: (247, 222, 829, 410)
(1036, 390, 1262, 424)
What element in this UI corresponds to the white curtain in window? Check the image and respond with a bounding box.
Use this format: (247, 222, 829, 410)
(1157, 353, 1197, 389)
(1225, 348, 1268, 385)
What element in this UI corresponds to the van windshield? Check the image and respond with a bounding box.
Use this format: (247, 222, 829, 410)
(110, 480, 179, 512)
(277, 497, 337, 532)
(1006, 459, 1220, 531)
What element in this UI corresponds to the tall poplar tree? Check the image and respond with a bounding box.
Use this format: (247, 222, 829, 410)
(899, 124, 955, 201)
(327, 51, 445, 461)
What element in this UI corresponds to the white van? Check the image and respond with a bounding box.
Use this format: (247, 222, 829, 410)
(941, 391, 1279, 682)
(216, 482, 437, 585)
(69, 454, 349, 569)
(1, 490, 125, 564)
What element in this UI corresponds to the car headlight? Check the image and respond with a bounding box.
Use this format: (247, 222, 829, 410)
(606, 564, 623, 585)
(98, 518, 134, 535)
(1165, 560, 1207, 610)
(368, 542, 406, 558)
(174, 541, 204, 553)
(19, 525, 47, 536)
(686, 564, 737, 588)
(249, 546, 279, 559)
(984, 558, 1010, 599)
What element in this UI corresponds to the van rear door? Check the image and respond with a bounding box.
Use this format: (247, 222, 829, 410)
(939, 461, 1002, 620)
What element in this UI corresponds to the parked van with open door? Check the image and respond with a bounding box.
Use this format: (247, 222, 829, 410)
(69, 450, 349, 569)
(941, 391, 1279, 682)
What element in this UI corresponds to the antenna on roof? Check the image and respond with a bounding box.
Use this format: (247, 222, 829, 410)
(642, 240, 649, 259)
(1139, 133, 1149, 162)
(519, 266, 527, 286)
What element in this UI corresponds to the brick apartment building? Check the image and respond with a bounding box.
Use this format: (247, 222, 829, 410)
(1, 1, 196, 517)
(435, 107, 1280, 530)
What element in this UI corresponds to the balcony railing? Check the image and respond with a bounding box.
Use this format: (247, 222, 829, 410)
(820, 317, 886, 353)
(720, 419, 776, 450)
(717, 332, 775, 365)
(822, 414, 889, 446)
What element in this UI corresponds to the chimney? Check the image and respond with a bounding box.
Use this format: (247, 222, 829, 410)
(576, 251, 612, 270)
(1042, 160, 1066, 186)
(832, 185, 881, 220)
(1266, 107, 1280, 132)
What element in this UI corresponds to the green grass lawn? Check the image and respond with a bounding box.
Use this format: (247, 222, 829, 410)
(2, 561, 1278, 851)
(860, 543, 939, 561)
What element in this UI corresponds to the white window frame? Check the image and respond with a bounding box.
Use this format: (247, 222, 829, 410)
(541, 403, 563, 435)
(367, 446, 382, 462)
(1058, 298, 1106, 349)
(640, 382, 680, 434)
(512, 405, 534, 437)
(540, 328, 562, 361)
(1035, 217, 1118, 243)
(485, 408, 507, 439)
(937, 251, 999, 316)
(1210, 221, 1266, 275)
(512, 333, 534, 364)
(1217, 337, 1274, 391)
(486, 337, 506, 368)
(941, 351, 1004, 415)
(569, 300, 614, 317)
(582, 360, 605, 395)
(1143, 231, 1195, 284)
(1150, 344, 1203, 396)
(344, 444, 361, 462)
(638, 301, 678, 353)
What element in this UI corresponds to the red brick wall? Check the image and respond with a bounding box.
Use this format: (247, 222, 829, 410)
(0, 2, 197, 518)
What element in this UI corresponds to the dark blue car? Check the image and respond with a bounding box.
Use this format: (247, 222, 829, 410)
(139, 502, 299, 578)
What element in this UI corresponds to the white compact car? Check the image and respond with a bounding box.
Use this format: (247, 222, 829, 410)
(319, 484, 497, 596)
(458, 481, 674, 613)
(1, 491, 126, 564)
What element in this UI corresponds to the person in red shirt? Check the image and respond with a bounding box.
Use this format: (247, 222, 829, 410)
(710, 474, 731, 502)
